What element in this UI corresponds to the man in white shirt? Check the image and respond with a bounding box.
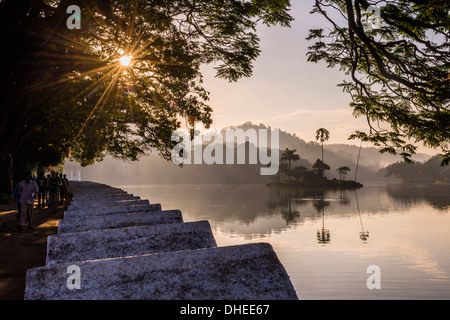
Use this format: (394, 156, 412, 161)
(17, 171, 39, 230)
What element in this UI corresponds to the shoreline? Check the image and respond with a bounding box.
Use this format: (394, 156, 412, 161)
(266, 180, 363, 189)
(0, 194, 71, 300)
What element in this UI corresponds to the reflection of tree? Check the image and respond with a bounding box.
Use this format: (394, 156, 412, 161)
(355, 190, 369, 243)
(317, 214, 330, 245)
(281, 195, 300, 225)
(268, 188, 322, 225)
(312, 197, 331, 213)
(338, 189, 351, 206)
(315, 196, 331, 245)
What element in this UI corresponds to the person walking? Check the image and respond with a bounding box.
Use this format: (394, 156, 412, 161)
(13, 182, 21, 221)
(17, 171, 39, 231)
(59, 173, 64, 204)
(63, 174, 69, 201)
(37, 171, 47, 208)
(47, 171, 61, 214)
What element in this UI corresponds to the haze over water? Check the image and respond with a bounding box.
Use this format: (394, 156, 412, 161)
(119, 183, 450, 300)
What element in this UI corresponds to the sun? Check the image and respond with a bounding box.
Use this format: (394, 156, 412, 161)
(119, 55, 133, 67)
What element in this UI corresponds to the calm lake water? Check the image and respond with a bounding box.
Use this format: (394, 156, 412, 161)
(117, 183, 450, 300)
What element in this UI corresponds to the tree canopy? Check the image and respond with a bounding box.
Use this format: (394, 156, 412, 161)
(0, 0, 293, 190)
(307, 0, 449, 165)
(312, 158, 330, 176)
(337, 166, 351, 180)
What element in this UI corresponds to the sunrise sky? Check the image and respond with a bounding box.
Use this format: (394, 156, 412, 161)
(199, 0, 439, 155)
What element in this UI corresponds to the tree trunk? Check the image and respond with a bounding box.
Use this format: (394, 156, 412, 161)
(321, 142, 324, 163)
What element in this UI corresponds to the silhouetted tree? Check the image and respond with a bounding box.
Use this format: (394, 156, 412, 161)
(0, 0, 293, 193)
(307, 0, 449, 165)
(312, 159, 330, 177)
(291, 165, 308, 183)
(281, 148, 300, 179)
(337, 166, 351, 180)
(315, 128, 330, 163)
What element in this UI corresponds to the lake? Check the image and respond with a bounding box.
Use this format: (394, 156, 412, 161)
(117, 183, 450, 300)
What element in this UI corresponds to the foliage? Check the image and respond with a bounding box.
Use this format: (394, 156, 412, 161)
(0, 0, 293, 188)
(384, 155, 450, 183)
(337, 166, 351, 180)
(290, 165, 308, 182)
(307, 0, 450, 165)
(312, 158, 331, 176)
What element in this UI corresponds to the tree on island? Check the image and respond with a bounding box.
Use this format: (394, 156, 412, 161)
(307, 0, 449, 165)
(291, 165, 308, 183)
(281, 148, 300, 179)
(337, 166, 351, 180)
(312, 159, 330, 178)
(0, 1, 293, 193)
(315, 128, 330, 163)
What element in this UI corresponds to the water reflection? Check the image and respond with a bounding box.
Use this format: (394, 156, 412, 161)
(384, 183, 450, 211)
(355, 190, 369, 243)
(121, 183, 449, 239)
(120, 183, 450, 299)
(313, 197, 331, 245)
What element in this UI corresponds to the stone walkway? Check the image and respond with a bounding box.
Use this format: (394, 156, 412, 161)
(24, 181, 298, 300)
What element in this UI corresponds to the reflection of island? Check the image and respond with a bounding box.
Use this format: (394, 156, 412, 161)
(124, 183, 447, 240)
(267, 188, 329, 226)
(384, 183, 450, 211)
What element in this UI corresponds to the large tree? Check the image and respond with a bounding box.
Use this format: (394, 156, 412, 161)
(307, 0, 449, 165)
(0, 0, 293, 192)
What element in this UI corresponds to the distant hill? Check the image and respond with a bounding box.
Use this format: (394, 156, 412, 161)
(64, 122, 433, 186)
(378, 155, 450, 184)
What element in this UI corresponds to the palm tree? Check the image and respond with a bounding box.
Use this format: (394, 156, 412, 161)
(337, 166, 351, 180)
(315, 128, 330, 163)
(280, 148, 300, 179)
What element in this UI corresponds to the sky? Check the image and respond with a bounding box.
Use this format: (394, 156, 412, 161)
(199, 0, 367, 145)
(198, 0, 438, 155)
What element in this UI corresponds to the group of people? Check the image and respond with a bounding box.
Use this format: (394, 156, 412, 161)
(13, 170, 70, 231)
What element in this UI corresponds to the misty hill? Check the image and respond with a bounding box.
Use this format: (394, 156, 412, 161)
(64, 122, 432, 186)
(377, 155, 450, 184)
(221, 122, 432, 180)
